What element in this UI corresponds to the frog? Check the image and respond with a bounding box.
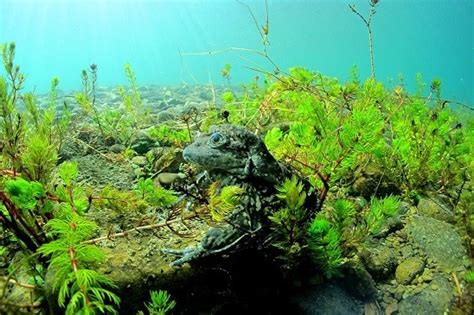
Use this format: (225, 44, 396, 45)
(162, 124, 314, 266)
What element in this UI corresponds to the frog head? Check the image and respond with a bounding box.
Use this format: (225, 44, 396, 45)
(183, 124, 288, 184)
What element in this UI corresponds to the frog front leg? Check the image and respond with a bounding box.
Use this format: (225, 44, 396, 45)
(162, 226, 247, 267)
(161, 245, 206, 267)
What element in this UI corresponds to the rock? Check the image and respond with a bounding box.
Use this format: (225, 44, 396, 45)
(154, 172, 186, 187)
(342, 260, 378, 299)
(290, 281, 364, 315)
(131, 156, 147, 167)
(166, 98, 181, 106)
(130, 131, 156, 154)
(385, 301, 399, 315)
(199, 90, 213, 101)
(405, 215, 467, 271)
(164, 89, 172, 98)
(156, 110, 177, 123)
(417, 196, 455, 223)
(109, 144, 126, 154)
(361, 245, 397, 280)
(149, 147, 184, 173)
(395, 257, 425, 284)
(351, 163, 400, 199)
(398, 274, 454, 315)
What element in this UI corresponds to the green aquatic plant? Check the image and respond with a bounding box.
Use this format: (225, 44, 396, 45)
(1, 178, 48, 251)
(221, 63, 232, 84)
(38, 213, 120, 315)
(117, 63, 150, 130)
(21, 77, 70, 184)
(135, 177, 178, 208)
(382, 83, 467, 192)
(207, 182, 244, 222)
(349, 0, 379, 78)
(137, 290, 176, 315)
(0, 42, 26, 174)
(330, 199, 356, 233)
(21, 133, 58, 184)
(262, 70, 385, 210)
(307, 216, 344, 278)
(364, 195, 400, 235)
(147, 124, 191, 148)
(54, 161, 91, 216)
(76, 64, 106, 140)
(36, 161, 120, 314)
(222, 90, 235, 104)
(269, 176, 310, 263)
(97, 185, 148, 216)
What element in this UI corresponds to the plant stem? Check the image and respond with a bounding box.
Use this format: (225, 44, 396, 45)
(349, 3, 377, 79)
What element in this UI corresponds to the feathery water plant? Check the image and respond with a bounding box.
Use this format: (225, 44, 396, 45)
(37, 161, 120, 314)
(307, 217, 344, 278)
(269, 177, 310, 265)
(1, 178, 48, 251)
(207, 182, 244, 222)
(54, 162, 90, 216)
(38, 213, 120, 314)
(137, 290, 176, 315)
(330, 199, 356, 232)
(364, 195, 400, 235)
(0, 42, 26, 174)
(135, 178, 178, 207)
(76, 64, 106, 140)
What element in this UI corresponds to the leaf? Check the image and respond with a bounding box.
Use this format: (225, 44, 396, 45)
(264, 127, 283, 151)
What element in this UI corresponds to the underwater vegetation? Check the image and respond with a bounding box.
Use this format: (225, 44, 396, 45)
(1, 1, 473, 314)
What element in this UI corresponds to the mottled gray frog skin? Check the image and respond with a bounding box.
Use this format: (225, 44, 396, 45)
(183, 124, 291, 184)
(163, 124, 293, 266)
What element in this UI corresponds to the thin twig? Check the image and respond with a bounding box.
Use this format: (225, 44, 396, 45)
(0, 277, 36, 289)
(349, 3, 377, 79)
(83, 213, 200, 244)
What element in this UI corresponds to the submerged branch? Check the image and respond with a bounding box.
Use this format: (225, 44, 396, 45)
(83, 213, 200, 244)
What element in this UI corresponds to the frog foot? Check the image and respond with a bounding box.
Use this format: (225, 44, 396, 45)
(161, 245, 205, 267)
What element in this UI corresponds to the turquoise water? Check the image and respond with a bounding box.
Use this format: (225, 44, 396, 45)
(1, 0, 472, 106)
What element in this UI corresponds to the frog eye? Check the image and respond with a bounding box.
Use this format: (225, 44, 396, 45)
(209, 132, 227, 147)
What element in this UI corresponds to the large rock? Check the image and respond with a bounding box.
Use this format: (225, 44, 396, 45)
(405, 215, 467, 271)
(130, 131, 156, 154)
(395, 257, 425, 285)
(351, 163, 400, 199)
(398, 274, 454, 315)
(417, 196, 455, 223)
(361, 244, 397, 280)
(290, 281, 364, 315)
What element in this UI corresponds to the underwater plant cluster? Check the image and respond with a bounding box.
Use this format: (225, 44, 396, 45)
(0, 1, 473, 314)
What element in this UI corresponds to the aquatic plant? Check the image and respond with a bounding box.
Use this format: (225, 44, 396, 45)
(364, 195, 400, 235)
(1, 178, 48, 251)
(38, 213, 120, 314)
(76, 64, 106, 140)
(135, 177, 178, 207)
(307, 216, 344, 278)
(349, 0, 379, 78)
(0, 42, 26, 174)
(148, 124, 191, 148)
(220, 63, 232, 84)
(137, 290, 176, 315)
(38, 161, 120, 314)
(269, 176, 309, 264)
(207, 182, 244, 222)
(116, 63, 152, 136)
